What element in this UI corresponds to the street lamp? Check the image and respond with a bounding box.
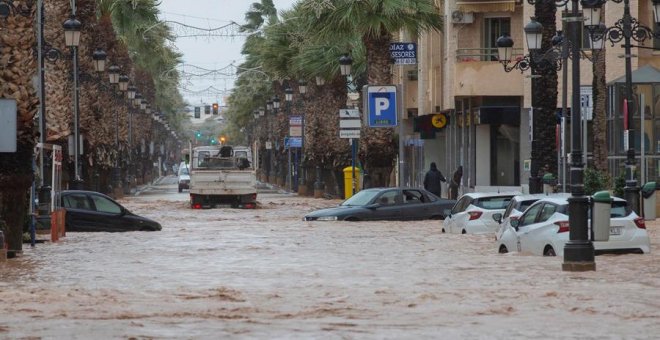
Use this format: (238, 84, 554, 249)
(272, 95, 280, 111)
(498, 1, 595, 271)
(62, 14, 83, 188)
(339, 54, 352, 76)
(127, 85, 136, 99)
(118, 75, 129, 92)
(108, 65, 120, 84)
(582, 0, 660, 215)
(284, 87, 293, 102)
(92, 48, 107, 72)
(298, 79, 307, 95)
(315, 76, 325, 86)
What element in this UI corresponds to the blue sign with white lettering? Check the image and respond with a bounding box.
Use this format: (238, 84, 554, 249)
(284, 136, 303, 148)
(390, 42, 417, 65)
(367, 85, 397, 128)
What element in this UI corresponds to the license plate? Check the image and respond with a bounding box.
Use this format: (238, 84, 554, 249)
(609, 226, 622, 235)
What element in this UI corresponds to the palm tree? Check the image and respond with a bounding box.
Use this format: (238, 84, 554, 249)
(298, 0, 443, 186)
(0, 2, 38, 255)
(591, 12, 608, 176)
(529, 2, 559, 193)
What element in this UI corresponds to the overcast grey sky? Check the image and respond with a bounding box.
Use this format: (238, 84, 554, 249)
(158, 0, 299, 107)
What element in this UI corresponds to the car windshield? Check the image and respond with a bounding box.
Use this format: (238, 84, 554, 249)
(341, 190, 380, 206)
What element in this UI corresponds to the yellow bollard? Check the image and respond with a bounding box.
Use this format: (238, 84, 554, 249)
(343, 166, 361, 199)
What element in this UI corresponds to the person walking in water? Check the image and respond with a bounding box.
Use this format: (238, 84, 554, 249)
(423, 162, 446, 197)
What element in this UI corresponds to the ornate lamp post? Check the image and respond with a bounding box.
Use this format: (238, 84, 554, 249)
(62, 14, 82, 189)
(498, 0, 595, 271)
(582, 0, 660, 214)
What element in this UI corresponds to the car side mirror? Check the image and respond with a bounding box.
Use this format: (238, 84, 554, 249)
(365, 203, 379, 209)
(510, 219, 520, 230)
(493, 213, 502, 224)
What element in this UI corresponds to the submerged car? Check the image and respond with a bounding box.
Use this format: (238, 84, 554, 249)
(442, 192, 518, 234)
(59, 190, 162, 232)
(497, 196, 650, 256)
(303, 187, 456, 221)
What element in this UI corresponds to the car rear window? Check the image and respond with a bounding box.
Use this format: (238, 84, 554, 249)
(474, 196, 513, 210)
(610, 201, 631, 218)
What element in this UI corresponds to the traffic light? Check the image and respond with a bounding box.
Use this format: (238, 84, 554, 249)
(195, 131, 202, 139)
(210, 138, 217, 144)
(212, 103, 219, 115)
(220, 136, 226, 145)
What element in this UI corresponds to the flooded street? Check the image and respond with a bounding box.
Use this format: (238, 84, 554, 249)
(1, 178, 659, 339)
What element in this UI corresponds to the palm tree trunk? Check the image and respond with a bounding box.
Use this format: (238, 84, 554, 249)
(362, 30, 397, 186)
(531, 2, 559, 191)
(0, 3, 38, 255)
(592, 17, 608, 174)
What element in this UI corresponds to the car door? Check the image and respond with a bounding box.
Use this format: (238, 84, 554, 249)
(89, 193, 137, 231)
(402, 189, 429, 220)
(371, 189, 403, 220)
(444, 196, 471, 233)
(519, 203, 561, 255)
(514, 202, 544, 253)
(62, 192, 102, 232)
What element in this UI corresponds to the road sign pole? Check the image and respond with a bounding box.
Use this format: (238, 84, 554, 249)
(287, 141, 292, 192)
(398, 84, 404, 187)
(351, 138, 356, 195)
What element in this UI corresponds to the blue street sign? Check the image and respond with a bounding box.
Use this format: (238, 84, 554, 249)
(390, 42, 417, 65)
(367, 85, 397, 128)
(284, 136, 303, 148)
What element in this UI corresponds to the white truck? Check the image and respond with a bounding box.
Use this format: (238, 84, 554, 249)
(187, 144, 257, 209)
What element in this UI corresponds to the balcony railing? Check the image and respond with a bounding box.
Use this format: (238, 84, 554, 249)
(456, 47, 525, 62)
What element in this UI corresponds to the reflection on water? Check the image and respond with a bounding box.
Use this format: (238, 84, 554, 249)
(1, 193, 659, 339)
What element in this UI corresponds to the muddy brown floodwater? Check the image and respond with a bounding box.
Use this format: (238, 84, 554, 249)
(1, 191, 659, 339)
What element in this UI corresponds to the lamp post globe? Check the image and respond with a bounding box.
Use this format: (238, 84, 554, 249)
(285, 87, 293, 102)
(62, 15, 81, 47)
(118, 75, 129, 92)
(298, 79, 307, 95)
(339, 54, 352, 76)
(495, 33, 514, 63)
(524, 17, 543, 51)
(92, 48, 107, 72)
(108, 65, 120, 84)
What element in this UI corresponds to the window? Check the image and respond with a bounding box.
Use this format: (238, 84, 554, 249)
(483, 17, 511, 61)
(474, 196, 514, 210)
(64, 193, 91, 210)
(452, 196, 472, 214)
(91, 195, 122, 214)
(377, 190, 400, 205)
(538, 204, 557, 222)
(403, 190, 424, 204)
(519, 203, 543, 227)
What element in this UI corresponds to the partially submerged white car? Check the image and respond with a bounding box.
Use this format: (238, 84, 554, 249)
(442, 192, 519, 234)
(496, 196, 651, 256)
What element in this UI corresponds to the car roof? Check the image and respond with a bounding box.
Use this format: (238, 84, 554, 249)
(535, 195, 626, 205)
(462, 192, 521, 199)
(511, 192, 571, 201)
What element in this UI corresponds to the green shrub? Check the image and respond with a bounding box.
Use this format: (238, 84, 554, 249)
(613, 171, 625, 198)
(584, 167, 610, 196)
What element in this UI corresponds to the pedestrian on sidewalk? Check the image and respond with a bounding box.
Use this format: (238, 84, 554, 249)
(424, 162, 446, 198)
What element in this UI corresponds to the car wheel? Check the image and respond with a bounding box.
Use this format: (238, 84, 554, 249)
(499, 245, 508, 254)
(543, 246, 556, 257)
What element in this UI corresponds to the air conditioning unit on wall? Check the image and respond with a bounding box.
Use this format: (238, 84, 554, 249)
(451, 10, 474, 24)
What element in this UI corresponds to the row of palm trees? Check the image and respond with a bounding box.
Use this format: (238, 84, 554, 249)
(0, 0, 186, 255)
(222, 0, 444, 194)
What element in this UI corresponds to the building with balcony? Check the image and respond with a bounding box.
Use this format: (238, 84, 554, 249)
(394, 0, 660, 196)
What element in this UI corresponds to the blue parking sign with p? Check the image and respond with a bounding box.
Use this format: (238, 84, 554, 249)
(367, 85, 397, 127)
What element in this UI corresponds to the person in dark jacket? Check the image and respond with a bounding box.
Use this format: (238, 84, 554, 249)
(423, 162, 446, 197)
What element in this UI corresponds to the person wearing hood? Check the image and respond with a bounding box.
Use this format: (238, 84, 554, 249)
(423, 162, 446, 197)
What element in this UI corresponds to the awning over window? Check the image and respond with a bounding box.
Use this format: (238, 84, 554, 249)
(456, 0, 517, 13)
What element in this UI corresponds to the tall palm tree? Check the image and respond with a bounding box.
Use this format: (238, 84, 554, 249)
(591, 12, 608, 175)
(529, 2, 559, 192)
(298, 0, 443, 186)
(0, 2, 38, 255)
